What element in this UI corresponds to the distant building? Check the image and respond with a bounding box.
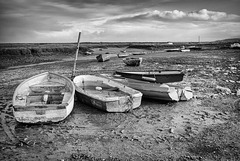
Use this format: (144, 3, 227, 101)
(167, 42, 173, 45)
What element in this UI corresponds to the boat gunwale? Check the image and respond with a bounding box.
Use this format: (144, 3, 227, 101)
(73, 75, 142, 102)
(115, 70, 184, 77)
(12, 72, 75, 108)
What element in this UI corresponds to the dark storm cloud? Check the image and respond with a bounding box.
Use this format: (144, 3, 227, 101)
(0, 0, 239, 42)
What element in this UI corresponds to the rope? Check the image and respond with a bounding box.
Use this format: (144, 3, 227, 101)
(127, 95, 134, 112)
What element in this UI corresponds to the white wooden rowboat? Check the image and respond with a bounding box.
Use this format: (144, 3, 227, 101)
(73, 75, 142, 112)
(12, 72, 75, 123)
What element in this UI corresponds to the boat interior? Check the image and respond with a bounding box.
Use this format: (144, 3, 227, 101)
(26, 83, 66, 105)
(15, 77, 72, 107)
(74, 75, 134, 99)
(79, 80, 129, 98)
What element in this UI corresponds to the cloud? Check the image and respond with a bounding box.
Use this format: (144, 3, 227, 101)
(82, 20, 240, 42)
(107, 9, 240, 23)
(150, 10, 186, 19)
(82, 9, 240, 42)
(187, 9, 239, 21)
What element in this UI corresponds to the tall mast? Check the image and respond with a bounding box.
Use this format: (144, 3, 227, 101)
(71, 32, 81, 79)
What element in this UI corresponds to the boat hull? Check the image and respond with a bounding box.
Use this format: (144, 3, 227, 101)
(188, 46, 202, 50)
(165, 48, 181, 52)
(75, 91, 142, 112)
(115, 70, 184, 83)
(180, 49, 190, 52)
(73, 75, 142, 112)
(12, 72, 75, 123)
(132, 52, 146, 55)
(13, 101, 74, 123)
(106, 75, 179, 101)
(230, 43, 240, 48)
(96, 54, 110, 62)
(117, 53, 130, 58)
(123, 57, 142, 66)
(103, 74, 193, 101)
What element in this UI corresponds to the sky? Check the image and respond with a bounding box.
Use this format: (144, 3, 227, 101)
(0, 0, 240, 43)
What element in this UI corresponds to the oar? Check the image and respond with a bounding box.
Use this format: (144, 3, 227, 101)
(71, 32, 81, 80)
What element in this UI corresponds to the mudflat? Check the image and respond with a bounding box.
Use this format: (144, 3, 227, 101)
(0, 44, 239, 161)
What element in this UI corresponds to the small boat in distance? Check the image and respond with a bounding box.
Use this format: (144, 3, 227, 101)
(84, 51, 92, 55)
(165, 46, 190, 52)
(179, 46, 190, 52)
(12, 72, 75, 123)
(230, 43, 240, 49)
(73, 75, 142, 112)
(96, 54, 110, 62)
(117, 53, 130, 58)
(180, 48, 190, 52)
(123, 57, 143, 66)
(115, 70, 184, 83)
(187, 46, 202, 50)
(132, 51, 146, 55)
(165, 48, 181, 52)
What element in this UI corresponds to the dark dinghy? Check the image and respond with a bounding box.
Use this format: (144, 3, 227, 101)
(96, 54, 110, 62)
(123, 57, 142, 66)
(115, 70, 184, 83)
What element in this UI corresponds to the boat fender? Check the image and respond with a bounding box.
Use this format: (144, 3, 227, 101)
(96, 86, 102, 90)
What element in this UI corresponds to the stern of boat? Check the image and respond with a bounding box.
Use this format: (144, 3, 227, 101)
(13, 103, 71, 123)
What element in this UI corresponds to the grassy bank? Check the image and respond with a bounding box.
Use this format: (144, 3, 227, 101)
(0, 41, 236, 69)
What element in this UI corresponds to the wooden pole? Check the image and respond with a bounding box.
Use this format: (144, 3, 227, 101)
(71, 32, 81, 79)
